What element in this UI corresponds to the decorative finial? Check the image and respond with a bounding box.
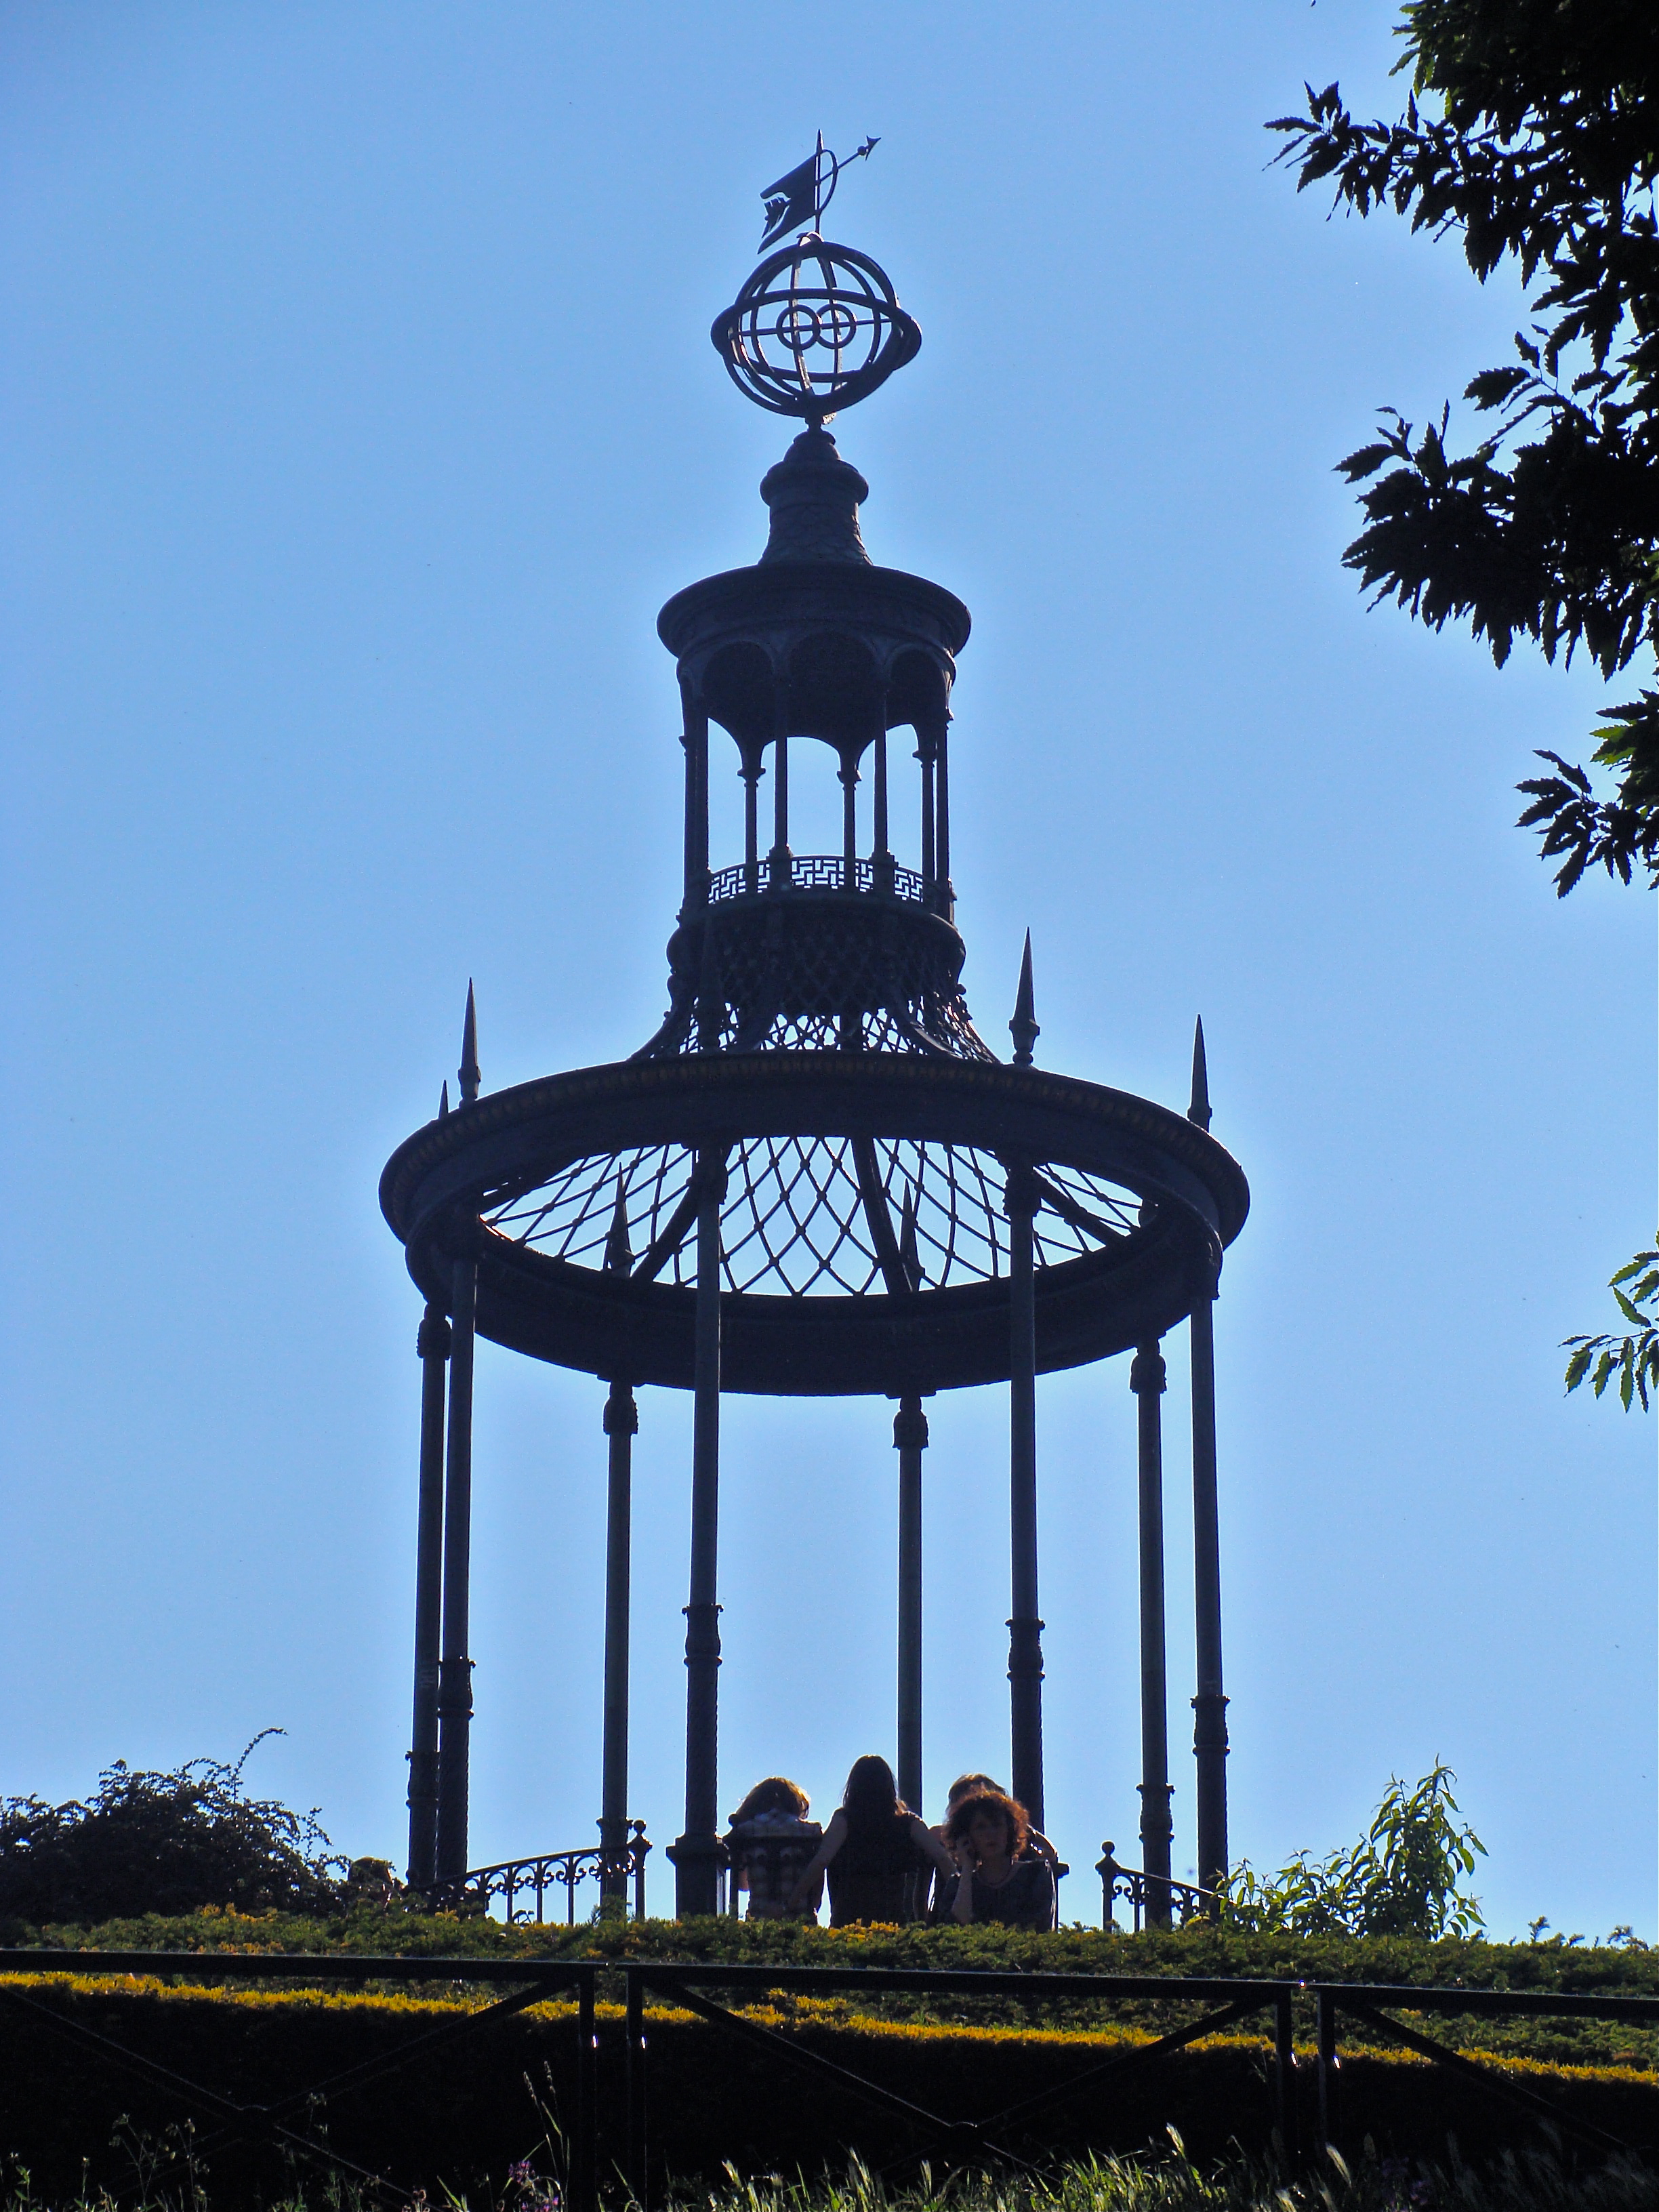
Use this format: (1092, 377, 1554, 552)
(899, 1187, 922, 1293)
(458, 981, 480, 1105)
(439, 1080, 450, 1120)
(712, 139, 920, 431)
(605, 1179, 634, 1276)
(1009, 932, 1039, 1067)
(1188, 1017, 1212, 1132)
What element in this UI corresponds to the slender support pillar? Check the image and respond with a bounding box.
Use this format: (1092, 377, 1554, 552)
(672, 1151, 725, 1915)
(894, 1396, 928, 1812)
(599, 1378, 638, 1910)
(741, 759, 760, 888)
(1186, 1021, 1229, 1897)
(1190, 1288, 1229, 1896)
(935, 724, 953, 919)
(434, 1251, 478, 1887)
(1004, 1160, 1045, 1830)
(917, 729, 937, 904)
(771, 731, 790, 884)
(1132, 1340, 1172, 1924)
(407, 1302, 450, 1889)
(840, 755, 859, 876)
(680, 686, 709, 910)
(873, 730, 890, 859)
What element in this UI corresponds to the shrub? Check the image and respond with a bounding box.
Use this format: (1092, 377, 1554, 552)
(0, 1734, 348, 1924)
(1218, 1765, 1486, 1939)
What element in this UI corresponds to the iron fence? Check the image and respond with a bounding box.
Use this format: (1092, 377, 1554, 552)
(1096, 1843, 1218, 1931)
(419, 1824, 650, 1925)
(4, 1948, 1657, 2209)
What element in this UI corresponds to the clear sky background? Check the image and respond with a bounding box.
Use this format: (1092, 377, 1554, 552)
(4, 1, 1654, 1938)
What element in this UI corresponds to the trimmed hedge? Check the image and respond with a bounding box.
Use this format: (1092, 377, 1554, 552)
(9, 1912, 1658, 2071)
(3, 1974, 1656, 2202)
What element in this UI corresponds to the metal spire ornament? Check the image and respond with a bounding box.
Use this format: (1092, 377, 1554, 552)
(713, 136, 919, 428)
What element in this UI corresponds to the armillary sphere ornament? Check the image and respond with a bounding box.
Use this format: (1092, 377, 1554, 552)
(711, 133, 921, 426)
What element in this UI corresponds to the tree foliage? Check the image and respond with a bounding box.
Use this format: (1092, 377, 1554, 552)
(1218, 1765, 1486, 1940)
(1564, 1241, 1659, 1409)
(1270, 0, 1659, 895)
(0, 1733, 349, 1926)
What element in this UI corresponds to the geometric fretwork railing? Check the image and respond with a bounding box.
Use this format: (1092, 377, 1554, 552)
(708, 853, 926, 905)
(420, 1824, 650, 1924)
(1096, 1841, 1218, 1932)
(487, 1139, 1145, 1300)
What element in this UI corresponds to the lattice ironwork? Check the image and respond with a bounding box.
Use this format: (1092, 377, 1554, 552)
(485, 1136, 1145, 1298)
(708, 855, 926, 905)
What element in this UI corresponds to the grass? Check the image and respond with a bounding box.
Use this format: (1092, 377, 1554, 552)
(4, 2139, 1658, 2212)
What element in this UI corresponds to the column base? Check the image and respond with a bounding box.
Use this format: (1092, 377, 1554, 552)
(666, 1829, 726, 1919)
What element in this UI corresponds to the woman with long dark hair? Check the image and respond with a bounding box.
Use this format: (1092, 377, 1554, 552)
(786, 1755, 953, 1925)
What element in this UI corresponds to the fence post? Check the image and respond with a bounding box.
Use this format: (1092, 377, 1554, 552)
(626, 1967, 648, 2207)
(1316, 1987, 1337, 2154)
(1273, 1988, 1298, 2161)
(575, 1967, 597, 2212)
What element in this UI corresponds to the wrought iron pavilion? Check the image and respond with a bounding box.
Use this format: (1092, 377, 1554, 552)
(381, 162, 1250, 1918)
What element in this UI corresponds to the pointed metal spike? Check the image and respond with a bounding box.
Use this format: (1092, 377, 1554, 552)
(1188, 1016, 1212, 1131)
(458, 980, 481, 1103)
(899, 1187, 921, 1292)
(605, 1177, 634, 1276)
(1008, 930, 1040, 1067)
(439, 1080, 450, 1120)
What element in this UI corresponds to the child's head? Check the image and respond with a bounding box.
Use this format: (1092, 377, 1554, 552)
(730, 1776, 810, 1824)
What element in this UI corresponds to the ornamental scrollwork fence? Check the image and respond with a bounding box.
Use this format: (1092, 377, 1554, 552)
(420, 1822, 650, 1923)
(1096, 1841, 1218, 1931)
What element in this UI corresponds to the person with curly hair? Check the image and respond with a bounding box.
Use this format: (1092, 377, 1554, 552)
(724, 1776, 823, 1920)
(938, 1788, 1055, 1929)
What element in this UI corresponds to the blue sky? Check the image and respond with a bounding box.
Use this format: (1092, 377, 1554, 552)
(4, 1, 1654, 1938)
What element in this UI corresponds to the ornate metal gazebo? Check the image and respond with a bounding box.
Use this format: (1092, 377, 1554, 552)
(381, 148, 1249, 1919)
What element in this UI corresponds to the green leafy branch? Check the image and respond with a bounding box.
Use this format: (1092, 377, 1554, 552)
(1217, 1765, 1486, 1940)
(1563, 1242, 1659, 1408)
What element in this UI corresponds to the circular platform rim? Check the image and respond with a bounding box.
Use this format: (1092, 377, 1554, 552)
(381, 1050, 1248, 1396)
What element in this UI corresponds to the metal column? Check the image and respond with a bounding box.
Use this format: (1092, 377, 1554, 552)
(434, 1248, 477, 1886)
(1187, 1018, 1229, 1896)
(599, 1377, 637, 1910)
(672, 1149, 725, 1915)
(406, 1301, 449, 1889)
(894, 1395, 928, 1812)
(1132, 1339, 1172, 1924)
(1005, 937, 1044, 1829)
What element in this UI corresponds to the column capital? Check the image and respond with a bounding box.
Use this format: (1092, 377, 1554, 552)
(603, 1381, 639, 1435)
(1130, 1345, 1167, 1395)
(893, 1404, 930, 1451)
(417, 1311, 452, 1361)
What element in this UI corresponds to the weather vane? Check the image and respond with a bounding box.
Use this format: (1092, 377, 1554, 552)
(712, 134, 920, 429)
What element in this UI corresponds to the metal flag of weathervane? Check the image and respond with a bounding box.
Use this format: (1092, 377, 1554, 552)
(758, 131, 880, 251)
(712, 133, 920, 428)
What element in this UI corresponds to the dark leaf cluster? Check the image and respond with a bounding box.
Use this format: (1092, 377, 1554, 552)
(1270, 0, 1659, 892)
(1563, 1241, 1659, 1409)
(0, 1732, 350, 1925)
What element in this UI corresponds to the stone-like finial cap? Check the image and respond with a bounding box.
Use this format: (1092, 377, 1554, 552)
(1188, 1016, 1212, 1131)
(1009, 931, 1039, 1067)
(605, 1179, 634, 1276)
(458, 981, 480, 1104)
(899, 1187, 922, 1294)
(758, 427, 872, 565)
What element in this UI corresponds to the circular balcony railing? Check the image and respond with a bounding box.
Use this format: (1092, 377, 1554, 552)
(707, 853, 925, 905)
